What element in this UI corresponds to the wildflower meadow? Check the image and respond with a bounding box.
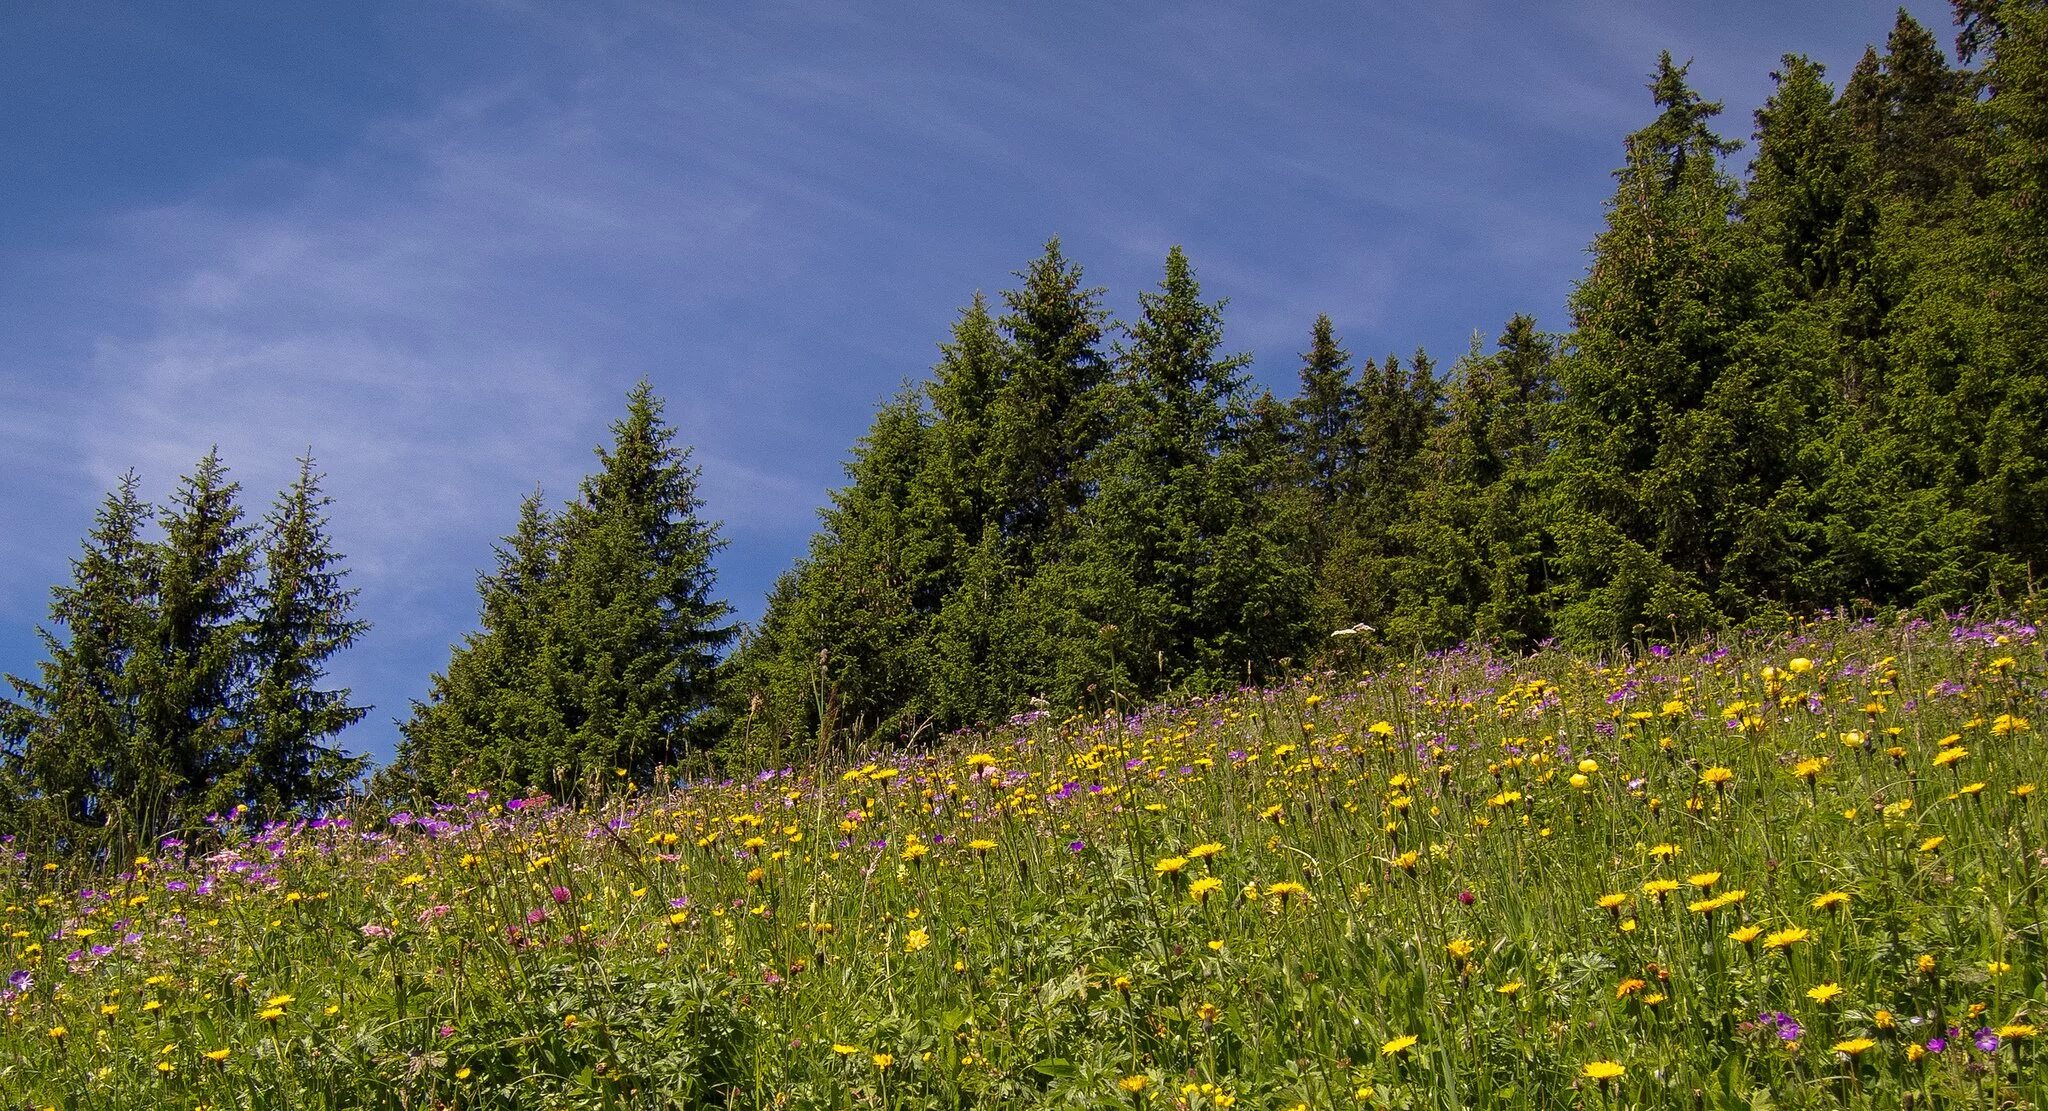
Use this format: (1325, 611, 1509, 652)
(5, 610, 2045, 1109)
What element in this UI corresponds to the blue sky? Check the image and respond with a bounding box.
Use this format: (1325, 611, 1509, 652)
(0, 1, 1955, 766)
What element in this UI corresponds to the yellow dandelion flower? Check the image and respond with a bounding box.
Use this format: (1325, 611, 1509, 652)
(1763, 926, 1809, 950)
(1187, 842, 1223, 860)
(1811, 891, 1850, 911)
(204, 1048, 230, 1062)
(1154, 856, 1188, 876)
(1730, 925, 1763, 945)
(1806, 983, 1844, 1004)
(1380, 1034, 1418, 1057)
(1118, 1075, 1149, 1093)
(1189, 876, 1223, 904)
(1932, 747, 1968, 768)
(1833, 1037, 1876, 1056)
(1582, 1060, 1626, 1081)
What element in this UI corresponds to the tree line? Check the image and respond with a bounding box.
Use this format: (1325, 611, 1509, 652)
(726, 5, 2048, 757)
(1, 454, 366, 854)
(7, 3, 2046, 836)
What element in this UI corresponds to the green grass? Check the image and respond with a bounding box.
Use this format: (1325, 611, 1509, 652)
(5, 610, 2045, 1108)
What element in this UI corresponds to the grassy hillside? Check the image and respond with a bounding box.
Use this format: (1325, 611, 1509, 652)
(5, 610, 2045, 1109)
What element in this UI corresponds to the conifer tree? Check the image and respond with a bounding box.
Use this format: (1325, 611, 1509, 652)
(143, 449, 262, 824)
(985, 238, 1112, 560)
(1311, 347, 1442, 637)
(8, 455, 374, 844)
(1944, 0, 2048, 585)
(551, 382, 736, 777)
(396, 492, 562, 792)
(1551, 53, 1750, 642)
(400, 383, 733, 796)
(1047, 247, 1307, 700)
(1287, 314, 1362, 569)
(728, 390, 936, 758)
(1, 474, 156, 842)
(241, 456, 370, 813)
(1393, 317, 1560, 647)
(1876, 10, 1981, 205)
(922, 296, 1021, 727)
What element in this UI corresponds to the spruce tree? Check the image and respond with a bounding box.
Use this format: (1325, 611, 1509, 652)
(396, 491, 562, 792)
(986, 238, 1112, 560)
(1287, 314, 1363, 571)
(726, 389, 936, 760)
(1310, 347, 1442, 638)
(552, 382, 736, 778)
(401, 384, 734, 796)
(1938, 0, 2048, 588)
(1047, 247, 1307, 701)
(1551, 53, 1750, 642)
(1393, 317, 1560, 647)
(143, 449, 262, 825)
(1, 474, 156, 844)
(921, 296, 1020, 728)
(241, 455, 369, 813)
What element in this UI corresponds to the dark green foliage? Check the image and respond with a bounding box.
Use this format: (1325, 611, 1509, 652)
(726, 13, 2046, 756)
(728, 242, 1121, 758)
(398, 383, 733, 797)
(146, 449, 263, 822)
(986, 238, 1114, 560)
(3, 453, 371, 852)
(1, 474, 158, 840)
(727, 390, 940, 759)
(240, 456, 370, 813)
(1392, 317, 1560, 649)
(1042, 247, 1309, 702)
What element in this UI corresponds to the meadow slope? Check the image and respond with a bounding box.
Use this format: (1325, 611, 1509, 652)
(5, 611, 2046, 1109)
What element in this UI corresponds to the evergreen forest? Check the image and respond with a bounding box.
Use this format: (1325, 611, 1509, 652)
(5, 4, 2047, 832)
